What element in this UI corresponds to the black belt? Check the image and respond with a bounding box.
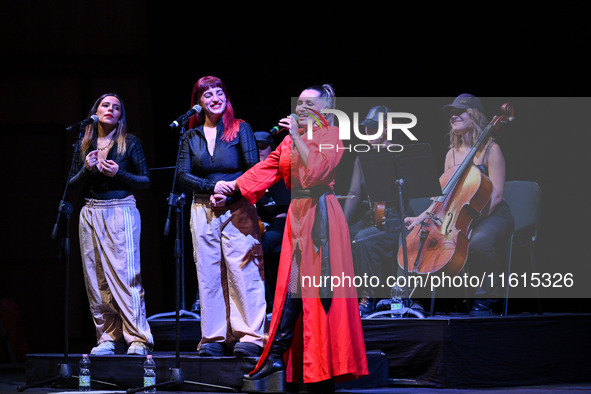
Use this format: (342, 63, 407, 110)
(290, 185, 333, 199)
(291, 185, 333, 312)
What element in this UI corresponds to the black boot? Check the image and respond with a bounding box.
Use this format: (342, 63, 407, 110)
(242, 293, 302, 392)
(470, 298, 498, 316)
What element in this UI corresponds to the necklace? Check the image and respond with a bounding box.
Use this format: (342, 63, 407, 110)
(97, 139, 113, 152)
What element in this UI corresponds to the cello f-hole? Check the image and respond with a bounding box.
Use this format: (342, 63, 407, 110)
(443, 212, 454, 235)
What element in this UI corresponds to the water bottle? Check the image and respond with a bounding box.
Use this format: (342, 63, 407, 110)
(143, 354, 156, 392)
(390, 284, 404, 317)
(78, 354, 91, 391)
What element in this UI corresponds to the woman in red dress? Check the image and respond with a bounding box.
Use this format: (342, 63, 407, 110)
(213, 84, 368, 391)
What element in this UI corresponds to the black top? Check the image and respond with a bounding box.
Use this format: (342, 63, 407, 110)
(69, 134, 150, 200)
(256, 179, 291, 222)
(178, 121, 258, 204)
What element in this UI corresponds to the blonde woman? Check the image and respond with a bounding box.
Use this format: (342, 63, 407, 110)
(69, 93, 153, 355)
(404, 94, 514, 315)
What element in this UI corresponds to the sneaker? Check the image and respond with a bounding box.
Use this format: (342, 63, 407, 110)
(90, 341, 115, 355)
(233, 342, 262, 357)
(127, 341, 149, 355)
(198, 342, 224, 357)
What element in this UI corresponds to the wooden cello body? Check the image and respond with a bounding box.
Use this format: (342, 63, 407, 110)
(398, 103, 514, 276)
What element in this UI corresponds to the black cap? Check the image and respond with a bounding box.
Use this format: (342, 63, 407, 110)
(360, 105, 390, 129)
(443, 93, 484, 113)
(254, 131, 274, 147)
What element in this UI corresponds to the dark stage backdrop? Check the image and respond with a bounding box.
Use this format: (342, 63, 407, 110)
(1, 3, 590, 357)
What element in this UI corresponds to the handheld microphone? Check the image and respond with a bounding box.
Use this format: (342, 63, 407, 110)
(269, 114, 298, 134)
(66, 115, 99, 132)
(169, 105, 202, 128)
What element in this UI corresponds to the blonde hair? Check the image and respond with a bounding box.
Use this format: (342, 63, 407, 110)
(448, 108, 490, 149)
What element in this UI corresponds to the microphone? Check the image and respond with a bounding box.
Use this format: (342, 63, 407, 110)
(169, 105, 202, 128)
(269, 114, 298, 134)
(66, 115, 99, 132)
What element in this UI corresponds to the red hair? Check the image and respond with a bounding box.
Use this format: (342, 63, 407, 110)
(189, 76, 243, 141)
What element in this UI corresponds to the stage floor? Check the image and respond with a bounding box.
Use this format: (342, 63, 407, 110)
(15, 312, 591, 392)
(3, 367, 591, 393)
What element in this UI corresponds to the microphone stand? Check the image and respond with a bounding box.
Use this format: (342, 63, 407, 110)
(363, 178, 426, 320)
(18, 125, 120, 391)
(395, 179, 424, 318)
(365, 179, 425, 319)
(127, 123, 235, 393)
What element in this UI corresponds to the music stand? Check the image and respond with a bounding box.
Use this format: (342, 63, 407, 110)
(358, 143, 442, 316)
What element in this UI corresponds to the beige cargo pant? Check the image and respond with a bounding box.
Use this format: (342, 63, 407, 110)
(79, 196, 154, 348)
(190, 196, 266, 349)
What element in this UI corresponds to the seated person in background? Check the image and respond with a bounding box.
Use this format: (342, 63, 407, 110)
(254, 131, 291, 313)
(343, 106, 405, 316)
(404, 94, 514, 316)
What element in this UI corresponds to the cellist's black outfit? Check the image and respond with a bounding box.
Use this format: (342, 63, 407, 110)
(464, 161, 514, 314)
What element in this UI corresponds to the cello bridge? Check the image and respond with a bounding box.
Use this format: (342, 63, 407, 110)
(426, 212, 442, 226)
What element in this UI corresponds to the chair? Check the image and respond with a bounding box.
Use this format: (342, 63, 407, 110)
(502, 181, 543, 316)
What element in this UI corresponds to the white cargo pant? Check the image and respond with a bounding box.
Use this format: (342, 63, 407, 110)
(190, 196, 266, 348)
(79, 196, 154, 348)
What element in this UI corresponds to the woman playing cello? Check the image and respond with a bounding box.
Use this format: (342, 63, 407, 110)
(404, 94, 514, 315)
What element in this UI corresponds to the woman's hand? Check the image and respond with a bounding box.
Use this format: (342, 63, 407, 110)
(100, 159, 119, 177)
(214, 180, 236, 195)
(210, 194, 227, 208)
(404, 211, 429, 230)
(278, 114, 298, 137)
(85, 150, 99, 170)
(282, 113, 310, 165)
(404, 216, 420, 230)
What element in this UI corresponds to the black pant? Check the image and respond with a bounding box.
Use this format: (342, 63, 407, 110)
(468, 201, 515, 299)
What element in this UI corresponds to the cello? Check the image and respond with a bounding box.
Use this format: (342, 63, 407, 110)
(397, 103, 514, 276)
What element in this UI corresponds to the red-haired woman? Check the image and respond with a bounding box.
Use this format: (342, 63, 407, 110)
(177, 76, 265, 357)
